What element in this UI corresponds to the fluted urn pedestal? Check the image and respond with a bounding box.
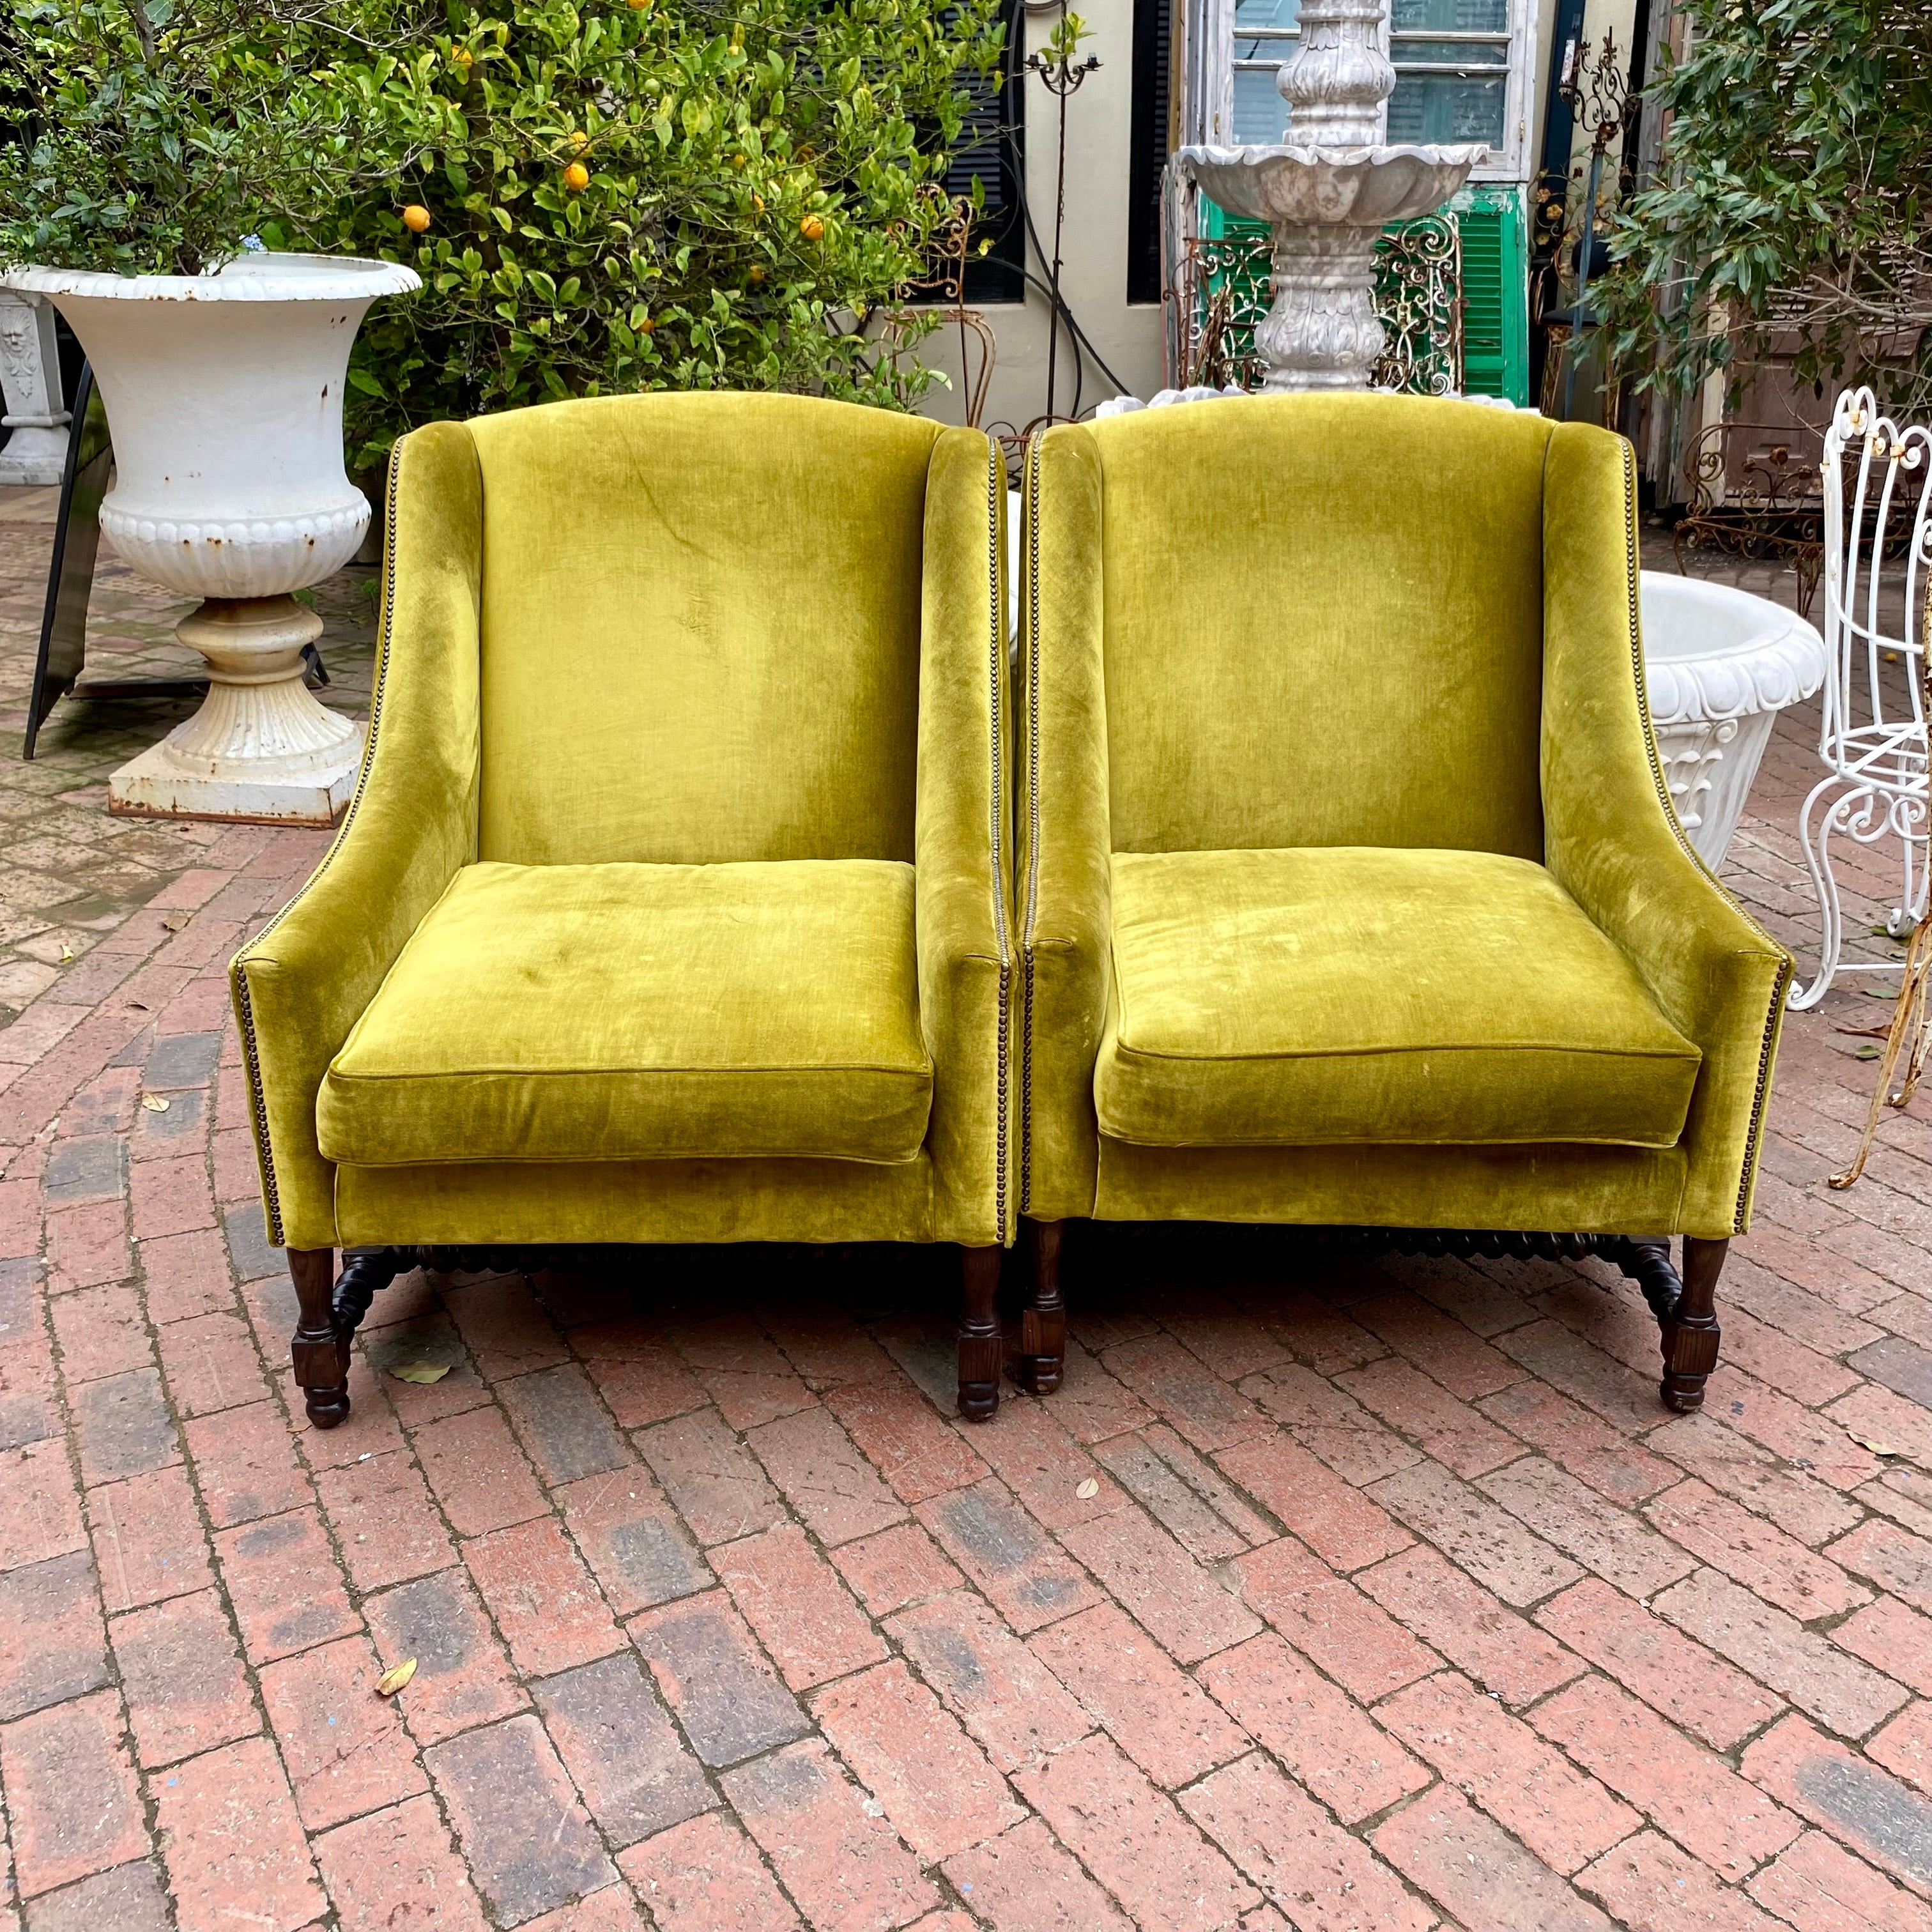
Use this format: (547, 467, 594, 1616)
(1176, 0, 1483, 391)
(0, 253, 419, 824)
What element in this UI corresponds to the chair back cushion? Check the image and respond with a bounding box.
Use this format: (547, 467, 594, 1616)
(469, 392, 944, 865)
(1083, 393, 1557, 858)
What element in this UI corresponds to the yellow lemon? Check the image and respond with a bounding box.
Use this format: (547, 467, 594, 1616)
(567, 130, 589, 154)
(564, 161, 590, 191)
(799, 213, 825, 241)
(402, 204, 431, 233)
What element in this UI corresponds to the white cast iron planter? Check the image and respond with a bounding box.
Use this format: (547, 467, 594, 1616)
(1640, 571, 1827, 868)
(0, 252, 419, 823)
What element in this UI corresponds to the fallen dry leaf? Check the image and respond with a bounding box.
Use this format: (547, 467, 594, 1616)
(389, 1361, 450, 1385)
(1851, 1435, 1899, 1457)
(160, 916, 186, 932)
(57, 944, 73, 963)
(139, 1093, 170, 1113)
(375, 1657, 417, 1696)
(1075, 1478, 1100, 1500)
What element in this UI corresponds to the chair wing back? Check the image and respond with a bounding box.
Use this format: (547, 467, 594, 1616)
(468, 392, 945, 866)
(1077, 393, 1557, 859)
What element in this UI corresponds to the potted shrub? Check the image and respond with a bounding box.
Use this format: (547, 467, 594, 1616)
(0, 0, 420, 822)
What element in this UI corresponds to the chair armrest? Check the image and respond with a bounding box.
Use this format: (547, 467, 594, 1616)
(1542, 423, 1793, 1237)
(228, 422, 485, 1250)
(1016, 424, 1114, 1222)
(917, 428, 1014, 1246)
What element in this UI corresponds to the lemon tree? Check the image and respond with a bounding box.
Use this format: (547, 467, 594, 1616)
(312, 0, 1006, 471)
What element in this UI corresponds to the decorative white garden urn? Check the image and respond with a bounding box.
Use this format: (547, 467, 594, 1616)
(0, 252, 419, 824)
(1639, 572, 1827, 867)
(1174, 0, 1483, 390)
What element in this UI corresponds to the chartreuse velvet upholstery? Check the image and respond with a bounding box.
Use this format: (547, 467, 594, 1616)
(1098, 847, 1701, 1150)
(231, 393, 1013, 1255)
(1017, 394, 1791, 1241)
(318, 860, 932, 1167)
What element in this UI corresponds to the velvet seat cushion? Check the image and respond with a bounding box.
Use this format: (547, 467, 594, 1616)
(1095, 847, 1702, 1149)
(318, 858, 933, 1167)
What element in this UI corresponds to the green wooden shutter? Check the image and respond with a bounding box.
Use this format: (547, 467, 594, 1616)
(1454, 185, 1529, 406)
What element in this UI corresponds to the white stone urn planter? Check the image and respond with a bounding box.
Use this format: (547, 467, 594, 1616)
(0, 252, 419, 824)
(1639, 571, 1827, 868)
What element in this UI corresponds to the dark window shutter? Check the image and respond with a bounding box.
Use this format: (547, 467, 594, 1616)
(1128, 0, 1174, 305)
(940, 0, 1026, 305)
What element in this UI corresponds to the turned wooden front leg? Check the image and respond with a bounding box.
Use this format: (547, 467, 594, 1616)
(1019, 1218, 1068, 1396)
(289, 1246, 350, 1430)
(1662, 1236, 1726, 1413)
(958, 1245, 1003, 1423)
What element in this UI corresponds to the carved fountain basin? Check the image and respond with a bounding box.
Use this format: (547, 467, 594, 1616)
(1179, 144, 1482, 230)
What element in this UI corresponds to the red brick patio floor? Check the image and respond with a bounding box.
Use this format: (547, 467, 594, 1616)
(1, 493, 1930, 1931)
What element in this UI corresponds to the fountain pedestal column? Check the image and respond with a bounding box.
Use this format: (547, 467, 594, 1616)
(1257, 229, 1386, 390)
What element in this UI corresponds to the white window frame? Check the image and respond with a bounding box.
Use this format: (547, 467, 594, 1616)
(1190, 0, 1539, 182)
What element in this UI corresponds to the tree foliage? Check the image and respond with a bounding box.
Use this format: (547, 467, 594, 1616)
(1599, 0, 1932, 409)
(0, 0, 397, 277)
(0, 0, 1007, 464)
(309, 0, 1004, 470)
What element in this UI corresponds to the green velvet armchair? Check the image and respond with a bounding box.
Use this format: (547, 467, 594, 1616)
(231, 394, 1016, 1429)
(1011, 394, 1793, 1414)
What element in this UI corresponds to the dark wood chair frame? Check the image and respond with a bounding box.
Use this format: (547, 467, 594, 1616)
(285, 1221, 1721, 1429)
(1009, 1220, 1726, 1418)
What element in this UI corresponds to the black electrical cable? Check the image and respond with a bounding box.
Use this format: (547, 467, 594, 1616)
(997, 126, 1134, 406)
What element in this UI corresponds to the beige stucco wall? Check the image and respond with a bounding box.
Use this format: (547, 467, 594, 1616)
(916, 0, 1166, 429)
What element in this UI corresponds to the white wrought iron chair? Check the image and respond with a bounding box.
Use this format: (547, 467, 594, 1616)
(1791, 387, 1932, 1009)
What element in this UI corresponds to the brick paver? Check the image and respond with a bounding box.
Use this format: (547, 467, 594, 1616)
(4, 500, 1932, 1928)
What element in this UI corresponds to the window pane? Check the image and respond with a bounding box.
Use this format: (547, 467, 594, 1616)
(1232, 64, 1292, 142)
(1234, 0, 1301, 31)
(1385, 72, 1505, 144)
(1392, 0, 1508, 29)
(1391, 37, 1508, 62)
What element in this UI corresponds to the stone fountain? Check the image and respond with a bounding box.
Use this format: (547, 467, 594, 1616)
(1176, 0, 1484, 390)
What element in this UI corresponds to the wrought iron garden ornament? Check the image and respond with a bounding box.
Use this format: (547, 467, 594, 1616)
(1174, 218, 1464, 397)
(1554, 28, 1627, 422)
(1672, 422, 1828, 619)
(1025, 10, 1101, 429)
